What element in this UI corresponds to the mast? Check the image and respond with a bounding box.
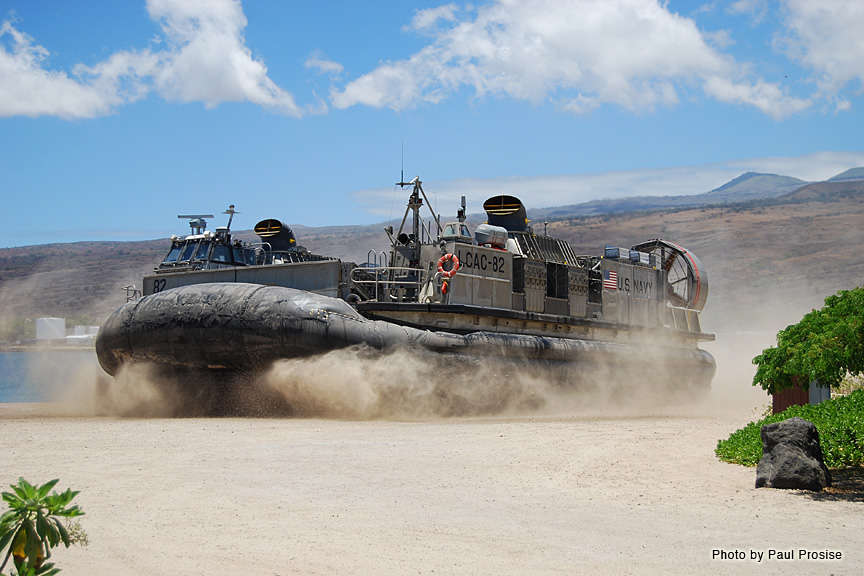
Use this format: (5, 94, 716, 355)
(394, 177, 442, 257)
(223, 204, 239, 231)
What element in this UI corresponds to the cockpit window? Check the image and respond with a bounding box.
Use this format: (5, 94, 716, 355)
(178, 241, 199, 262)
(163, 243, 183, 264)
(442, 222, 472, 239)
(233, 246, 252, 265)
(191, 240, 211, 261)
(210, 243, 232, 263)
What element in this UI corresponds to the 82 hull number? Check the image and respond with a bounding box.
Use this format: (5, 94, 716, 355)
(454, 248, 506, 276)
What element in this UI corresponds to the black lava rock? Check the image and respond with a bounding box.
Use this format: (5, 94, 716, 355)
(755, 417, 832, 491)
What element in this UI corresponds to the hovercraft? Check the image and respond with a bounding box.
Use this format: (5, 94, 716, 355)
(96, 178, 715, 395)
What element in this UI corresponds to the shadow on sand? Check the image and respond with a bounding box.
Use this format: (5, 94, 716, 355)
(797, 467, 864, 503)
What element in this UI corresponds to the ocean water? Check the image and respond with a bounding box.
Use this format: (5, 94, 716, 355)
(0, 350, 99, 403)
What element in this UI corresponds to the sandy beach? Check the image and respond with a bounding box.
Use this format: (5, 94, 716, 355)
(1, 361, 861, 576)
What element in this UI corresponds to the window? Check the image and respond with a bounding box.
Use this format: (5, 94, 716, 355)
(178, 241, 199, 262)
(210, 244, 232, 263)
(191, 240, 211, 261)
(162, 243, 183, 264)
(235, 246, 256, 265)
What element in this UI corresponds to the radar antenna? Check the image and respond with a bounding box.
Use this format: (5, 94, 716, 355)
(177, 213, 215, 235)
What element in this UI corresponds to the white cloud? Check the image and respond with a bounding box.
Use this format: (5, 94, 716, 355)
(0, 21, 126, 118)
(332, 0, 808, 119)
(779, 0, 864, 99)
(409, 4, 460, 31)
(704, 29, 734, 50)
(728, 0, 769, 23)
(305, 51, 344, 77)
(702, 74, 810, 117)
(350, 151, 864, 218)
(5, 0, 863, 121)
(0, 0, 300, 119)
(146, 0, 300, 114)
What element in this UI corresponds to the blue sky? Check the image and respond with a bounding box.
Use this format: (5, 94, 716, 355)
(1, 0, 863, 248)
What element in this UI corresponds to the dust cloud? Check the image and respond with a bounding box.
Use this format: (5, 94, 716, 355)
(13, 281, 826, 422)
(91, 362, 294, 418)
(261, 345, 717, 421)
(0, 349, 104, 417)
(70, 350, 555, 419)
(697, 278, 842, 418)
(264, 347, 547, 420)
(30, 343, 723, 420)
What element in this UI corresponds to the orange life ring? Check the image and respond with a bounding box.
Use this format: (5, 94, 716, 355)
(437, 253, 460, 278)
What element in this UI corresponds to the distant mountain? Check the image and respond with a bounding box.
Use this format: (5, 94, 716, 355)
(705, 171, 807, 200)
(781, 177, 864, 202)
(532, 171, 811, 219)
(829, 167, 864, 181)
(535, 194, 700, 219)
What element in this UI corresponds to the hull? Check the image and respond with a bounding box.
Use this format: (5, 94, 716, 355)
(96, 283, 715, 390)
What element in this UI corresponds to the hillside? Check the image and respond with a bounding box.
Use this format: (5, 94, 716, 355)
(0, 241, 166, 331)
(546, 178, 864, 331)
(705, 171, 807, 200)
(530, 171, 811, 218)
(2, 174, 864, 341)
(830, 167, 864, 181)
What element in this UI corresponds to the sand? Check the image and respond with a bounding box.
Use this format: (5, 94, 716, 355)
(1, 386, 861, 576)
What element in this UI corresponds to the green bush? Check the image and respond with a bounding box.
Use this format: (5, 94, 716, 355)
(0, 479, 84, 576)
(752, 286, 864, 392)
(715, 389, 864, 468)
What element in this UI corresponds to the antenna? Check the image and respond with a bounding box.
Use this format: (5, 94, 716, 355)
(223, 204, 239, 230)
(177, 213, 214, 235)
(400, 141, 404, 188)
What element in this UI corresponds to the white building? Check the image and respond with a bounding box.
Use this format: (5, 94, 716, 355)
(74, 325, 99, 336)
(36, 317, 66, 340)
(67, 325, 99, 346)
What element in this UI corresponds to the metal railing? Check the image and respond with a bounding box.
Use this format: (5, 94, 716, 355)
(350, 266, 428, 302)
(122, 285, 142, 302)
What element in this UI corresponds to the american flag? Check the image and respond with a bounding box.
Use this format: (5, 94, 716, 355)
(603, 270, 617, 290)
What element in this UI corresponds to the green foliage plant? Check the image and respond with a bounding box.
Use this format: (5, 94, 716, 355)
(715, 389, 864, 468)
(0, 479, 84, 576)
(752, 286, 864, 392)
